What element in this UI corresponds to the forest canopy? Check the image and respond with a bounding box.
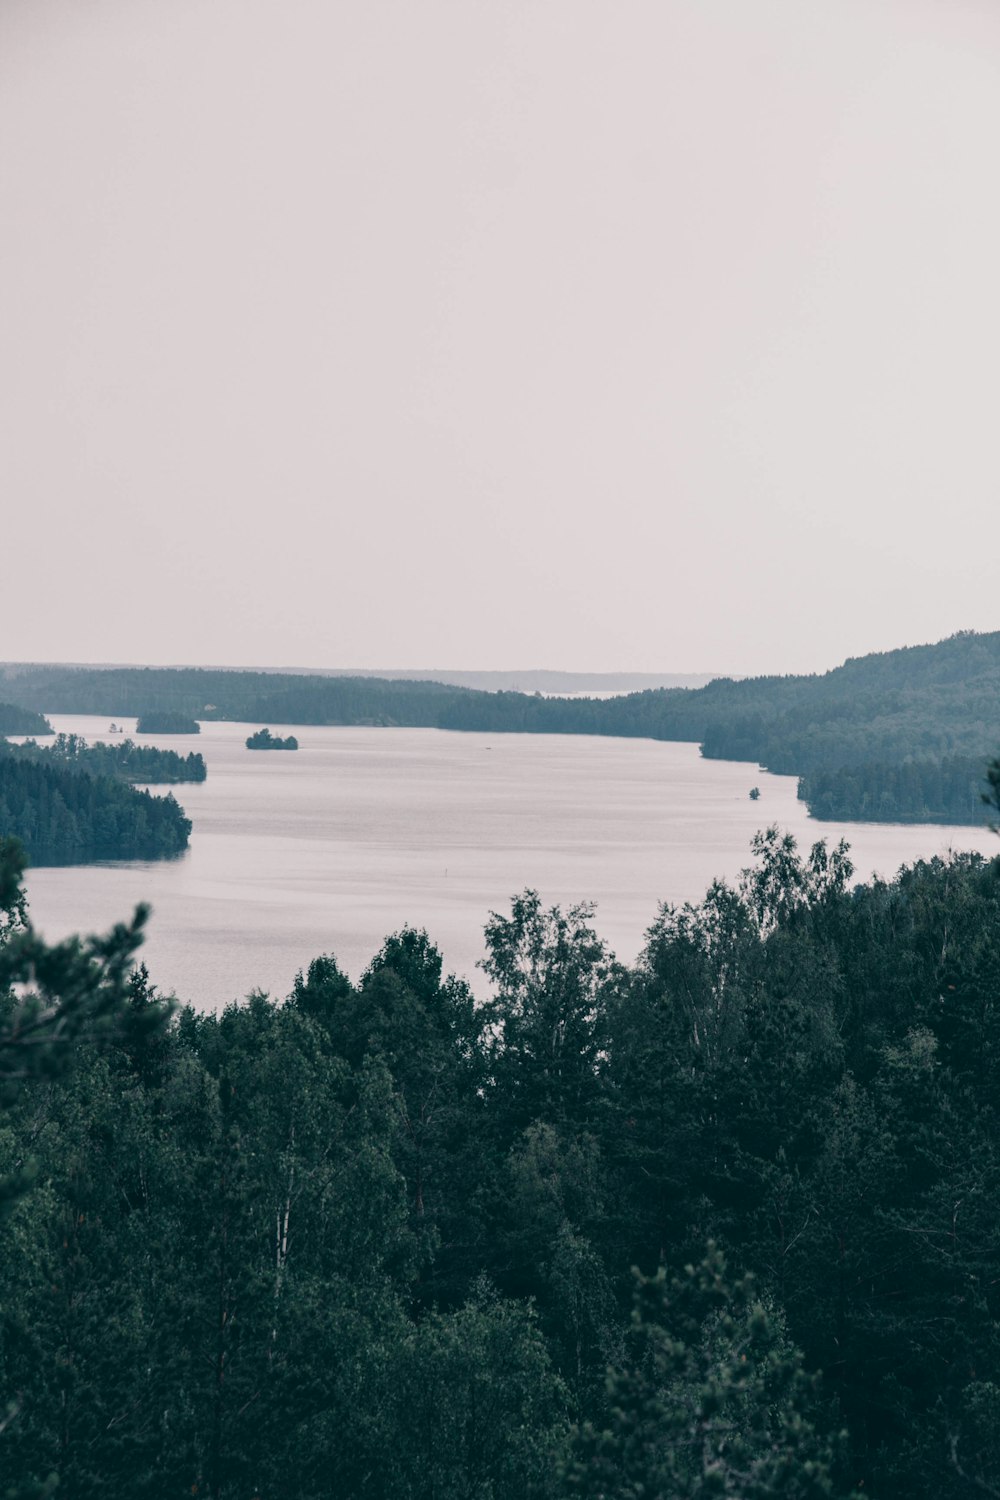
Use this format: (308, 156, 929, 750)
(3, 831, 1000, 1496)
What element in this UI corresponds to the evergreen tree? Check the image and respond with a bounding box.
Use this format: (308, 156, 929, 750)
(566, 1247, 853, 1500)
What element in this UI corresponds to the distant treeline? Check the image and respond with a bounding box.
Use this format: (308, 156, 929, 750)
(15, 733, 206, 785)
(0, 666, 468, 725)
(0, 744, 192, 864)
(5, 630, 1000, 823)
(136, 710, 201, 734)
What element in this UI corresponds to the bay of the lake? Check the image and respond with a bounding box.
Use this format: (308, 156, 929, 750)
(21, 714, 1000, 1009)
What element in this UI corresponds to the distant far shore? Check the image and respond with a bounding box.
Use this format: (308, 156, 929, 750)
(0, 663, 722, 694)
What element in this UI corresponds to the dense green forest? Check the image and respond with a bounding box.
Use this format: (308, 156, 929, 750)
(246, 727, 299, 749)
(14, 733, 207, 785)
(5, 825, 1000, 1496)
(4, 630, 1000, 822)
(0, 743, 192, 864)
(1, 665, 477, 727)
(135, 711, 201, 734)
(0, 702, 51, 736)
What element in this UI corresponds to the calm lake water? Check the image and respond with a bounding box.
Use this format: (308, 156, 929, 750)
(21, 714, 1000, 1009)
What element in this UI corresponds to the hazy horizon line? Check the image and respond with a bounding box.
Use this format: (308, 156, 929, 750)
(0, 661, 727, 680)
(2, 625, 994, 685)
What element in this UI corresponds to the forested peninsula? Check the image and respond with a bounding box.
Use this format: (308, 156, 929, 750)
(17, 732, 207, 785)
(5, 828, 1000, 1497)
(0, 736, 196, 865)
(4, 629, 1000, 822)
(0, 701, 51, 735)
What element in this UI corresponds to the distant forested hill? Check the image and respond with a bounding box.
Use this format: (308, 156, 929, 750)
(4, 630, 1000, 822)
(0, 665, 477, 726)
(698, 633, 1000, 772)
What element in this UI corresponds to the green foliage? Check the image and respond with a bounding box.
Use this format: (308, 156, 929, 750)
(294, 929, 489, 1303)
(0, 836, 163, 1223)
(7, 825, 1000, 1494)
(482, 891, 623, 1133)
(0, 839, 169, 1498)
(384, 1284, 569, 1500)
(566, 1247, 850, 1500)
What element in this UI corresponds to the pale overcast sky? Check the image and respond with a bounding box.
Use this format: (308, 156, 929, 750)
(2, 0, 998, 676)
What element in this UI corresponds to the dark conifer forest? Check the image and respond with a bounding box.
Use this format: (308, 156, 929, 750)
(5, 628, 1000, 822)
(0, 741, 193, 865)
(4, 823, 1000, 1497)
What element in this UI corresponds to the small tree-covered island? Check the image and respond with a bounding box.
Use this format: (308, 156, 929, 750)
(246, 726, 299, 749)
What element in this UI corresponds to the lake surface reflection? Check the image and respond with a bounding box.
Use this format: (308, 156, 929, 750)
(22, 715, 1000, 1008)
